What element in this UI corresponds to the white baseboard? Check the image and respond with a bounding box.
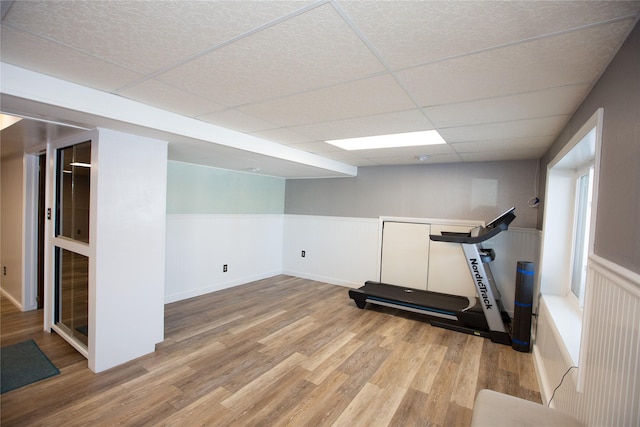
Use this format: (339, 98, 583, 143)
(0, 287, 23, 311)
(282, 269, 361, 289)
(164, 270, 283, 304)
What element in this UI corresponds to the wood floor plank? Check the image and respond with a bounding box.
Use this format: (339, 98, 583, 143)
(231, 367, 316, 426)
(171, 313, 244, 343)
(516, 348, 540, 391)
(444, 401, 474, 427)
(300, 330, 357, 371)
(422, 358, 460, 426)
(411, 343, 448, 394)
(226, 308, 288, 335)
(390, 387, 433, 426)
(278, 371, 351, 426)
(159, 387, 233, 427)
(304, 335, 364, 385)
(220, 352, 308, 412)
(376, 314, 415, 348)
(168, 342, 284, 410)
(257, 315, 318, 348)
(93, 385, 182, 427)
(369, 340, 429, 390)
(1, 275, 542, 426)
(140, 339, 227, 372)
(331, 381, 384, 427)
(450, 335, 484, 409)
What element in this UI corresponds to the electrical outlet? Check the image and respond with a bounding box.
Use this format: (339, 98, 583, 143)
(301, 250, 306, 258)
(223, 264, 228, 272)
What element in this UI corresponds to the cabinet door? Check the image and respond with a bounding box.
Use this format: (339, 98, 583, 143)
(380, 222, 430, 290)
(427, 224, 476, 296)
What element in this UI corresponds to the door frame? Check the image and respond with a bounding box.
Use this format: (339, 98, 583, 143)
(23, 148, 46, 311)
(44, 130, 97, 358)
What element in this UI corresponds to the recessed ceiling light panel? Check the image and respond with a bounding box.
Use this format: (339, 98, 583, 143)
(326, 130, 446, 151)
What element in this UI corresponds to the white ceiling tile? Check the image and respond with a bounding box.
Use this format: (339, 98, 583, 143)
(423, 84, 591, 129)
(157, 3, 385, 107)
(317, 151, 378, 167)
(441, 116, 569, 143)
(310, 140, 459, 166)
(238, 74, 415, 127)
(118, 79, 226, 118)
(0, 26, 142, 92)
(364, 153, 464, 166)
(289, 109, 434, 141)
(398, 20, 634, 107)
(451, 136, 552, 154)
(197, 109, 278, 133)
(339, 1, 640, 69)
(459, 147, 547, 162)
(3, 1, 313, 74)
(356, 143, 457, 160)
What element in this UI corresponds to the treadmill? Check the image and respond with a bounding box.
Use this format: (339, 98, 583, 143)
(349, 207, 516, 345)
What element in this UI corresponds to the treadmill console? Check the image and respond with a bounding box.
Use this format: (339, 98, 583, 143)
(486, 206, 516, 229)
(430, 207, 515, 244)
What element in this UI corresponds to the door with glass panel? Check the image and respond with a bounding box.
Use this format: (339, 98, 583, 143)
(52, 140, 91, 350)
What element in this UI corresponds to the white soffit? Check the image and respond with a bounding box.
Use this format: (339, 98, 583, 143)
(0, 63, 357, 178)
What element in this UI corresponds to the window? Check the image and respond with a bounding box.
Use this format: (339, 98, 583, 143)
(56, 141, 91, 243)
(539, 109, 602, 389)
(541, 125, 597, 305)
(570, 167, 593, 307)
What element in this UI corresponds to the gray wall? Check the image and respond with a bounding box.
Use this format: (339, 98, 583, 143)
(285, 160, 539, 228)
(539, 21, 639, 275)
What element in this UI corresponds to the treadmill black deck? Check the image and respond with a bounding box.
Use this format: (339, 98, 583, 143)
(349, 281, 478, 316)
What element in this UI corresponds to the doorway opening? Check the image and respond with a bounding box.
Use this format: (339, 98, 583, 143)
(37, 153, 46, 309)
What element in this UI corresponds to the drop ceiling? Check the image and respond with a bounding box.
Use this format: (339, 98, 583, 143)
(1, 1, 638, 178)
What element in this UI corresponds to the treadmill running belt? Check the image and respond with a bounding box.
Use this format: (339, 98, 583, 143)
(350, 281, 474, 314)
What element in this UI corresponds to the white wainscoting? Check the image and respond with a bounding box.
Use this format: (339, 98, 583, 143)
(165, 214, 284, 303)
(282, 215, 380, 288)
(282, 215, 540, 299)
(166, 214, 541, 314)
(533, 255, 640, 426)
(483, 227, 542, 316)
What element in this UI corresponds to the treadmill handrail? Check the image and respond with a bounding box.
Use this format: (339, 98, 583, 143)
(429, 207, 515, 244)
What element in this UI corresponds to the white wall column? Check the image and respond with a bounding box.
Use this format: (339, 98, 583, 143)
(90, 128, 167, 372)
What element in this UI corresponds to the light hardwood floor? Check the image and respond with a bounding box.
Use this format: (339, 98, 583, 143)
(1, 275, 540, 426)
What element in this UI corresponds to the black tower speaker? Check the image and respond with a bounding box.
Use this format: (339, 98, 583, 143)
(513, 261, 534, 352)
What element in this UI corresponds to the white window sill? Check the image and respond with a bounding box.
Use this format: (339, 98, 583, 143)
(540, 294, 582, 366)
